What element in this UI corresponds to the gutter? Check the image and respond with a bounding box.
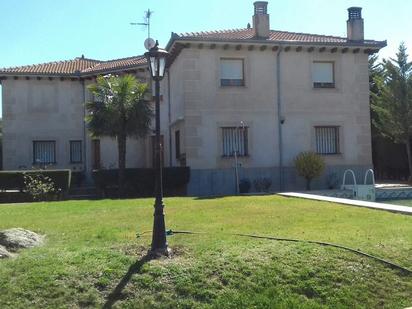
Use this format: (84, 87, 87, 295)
(81, 78, 88, 181)
(276, 46, 283, 191)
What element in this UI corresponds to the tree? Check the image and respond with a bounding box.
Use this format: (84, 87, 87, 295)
(86, 74, 152, 196)
(294, 151, 325, 190)
(372, 43, 412, 180)
(369, 54, 385, 138)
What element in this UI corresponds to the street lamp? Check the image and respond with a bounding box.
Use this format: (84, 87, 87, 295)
(145, 41, 170, 257)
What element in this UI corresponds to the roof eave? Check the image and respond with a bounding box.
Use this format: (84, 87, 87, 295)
(168, 36, 387, 50)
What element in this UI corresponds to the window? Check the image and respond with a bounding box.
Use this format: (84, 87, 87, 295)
(315, 126, 340, 154)
(70, 141, 82, 163)
(91, 139, 101, 170)
(33, 141, 56, 164)
(222, 127, 248, 157)
(220, 58, 244, 86)
(175, 130, 181, 159)
(312, 62, 334, 88)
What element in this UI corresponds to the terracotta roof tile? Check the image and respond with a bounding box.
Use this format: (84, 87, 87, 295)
(0, 55, 147, 76)
(81, 55, 147, 74)
(0, 57, 101, 75)
(175, 28, 384, 46)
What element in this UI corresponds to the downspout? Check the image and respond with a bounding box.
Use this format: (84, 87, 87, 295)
(81, 78, 88, 182)
(276, 46, 284, 191)
(167, 70, 172, 167)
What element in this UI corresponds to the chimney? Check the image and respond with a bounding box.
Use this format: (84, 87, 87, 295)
(253, 1, 270, 38)
(347, 7, 364, 41)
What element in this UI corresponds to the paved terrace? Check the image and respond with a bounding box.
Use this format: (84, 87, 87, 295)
(279, 192, 412, 215)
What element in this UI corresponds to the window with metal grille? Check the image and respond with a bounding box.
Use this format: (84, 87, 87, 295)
(315, 126, 340, 154)
(70, 140, 82, 163)
(33, 141, 56, 164)
(220, 59, 244, 86)
(312, 62, 335, 88)
(222, 127, 248, 157)
(92, 139, 101, 170)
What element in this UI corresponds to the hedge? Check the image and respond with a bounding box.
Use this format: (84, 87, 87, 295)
(0, 170, 72, 192)
(93, 167, 190, 197)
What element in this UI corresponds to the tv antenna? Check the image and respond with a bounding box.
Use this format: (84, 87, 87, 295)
(130, 9, 153, 39)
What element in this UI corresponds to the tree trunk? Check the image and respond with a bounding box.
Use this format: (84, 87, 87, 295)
(406, 138, 412, 182)
(117, 134, 127, 197)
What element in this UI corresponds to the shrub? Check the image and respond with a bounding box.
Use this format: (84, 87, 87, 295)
(0, 170, 71, 194)
(23, 173, 60, 201)
(93, 167, 190, 197)
(239, 179, 251, 193)
(253, 177, 272, 192)
(294, 151, 325, 190)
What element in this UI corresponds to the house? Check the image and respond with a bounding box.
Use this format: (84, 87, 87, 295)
(0, 2, 386, 195)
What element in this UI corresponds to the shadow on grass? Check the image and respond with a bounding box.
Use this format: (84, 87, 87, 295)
(103, 254, 152, 309)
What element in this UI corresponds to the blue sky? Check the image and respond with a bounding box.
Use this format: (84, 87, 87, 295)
(0, 0, 410, 114)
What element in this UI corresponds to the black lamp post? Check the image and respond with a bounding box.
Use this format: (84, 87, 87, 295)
(145, 41, 170, 256)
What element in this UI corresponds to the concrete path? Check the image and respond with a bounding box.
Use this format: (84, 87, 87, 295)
(279, 192, 412, 215)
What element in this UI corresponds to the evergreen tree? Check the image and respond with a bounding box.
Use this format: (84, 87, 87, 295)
(372, 43, 412, 179)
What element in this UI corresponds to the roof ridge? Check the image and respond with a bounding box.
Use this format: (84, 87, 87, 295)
(101, 55, 145, 63)
(0, 57, 101, 72)
(270, 29, 347, 40)
(180, 27, 249, 37)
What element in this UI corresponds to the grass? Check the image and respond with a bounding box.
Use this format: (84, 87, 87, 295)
(0, 195, 411, 308)
(381, 199, 412, 207)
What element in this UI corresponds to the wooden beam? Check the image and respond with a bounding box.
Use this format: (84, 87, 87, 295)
(307, 47, 314, 52)
(319, 47, 326, 53)
(272, 46, 279, 52)
(284, 46, 291, 52)
(341, 48, 348, 53)
(248, 45, 254, 51)
(198, 43, 204, 49)
(353, 48, 360, 54)
(331, 47, 338, 53)
(235, 44, 242, 51)
(296, 46, 303, 52)
(223, 44, 229, 50)
(210, 43, 216, 49)
(260, 45, 267, 51)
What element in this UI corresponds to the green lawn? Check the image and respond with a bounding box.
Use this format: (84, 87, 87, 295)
(0, 195, 411, 308)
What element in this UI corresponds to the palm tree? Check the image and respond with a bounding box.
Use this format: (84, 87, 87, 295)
(86, 74, 152, 196)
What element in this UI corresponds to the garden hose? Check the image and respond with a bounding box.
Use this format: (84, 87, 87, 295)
(136, 229, 412, 275)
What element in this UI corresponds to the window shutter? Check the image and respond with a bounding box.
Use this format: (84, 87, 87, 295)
(221, 59, 243, 80)
(312, 62, 334, 83)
